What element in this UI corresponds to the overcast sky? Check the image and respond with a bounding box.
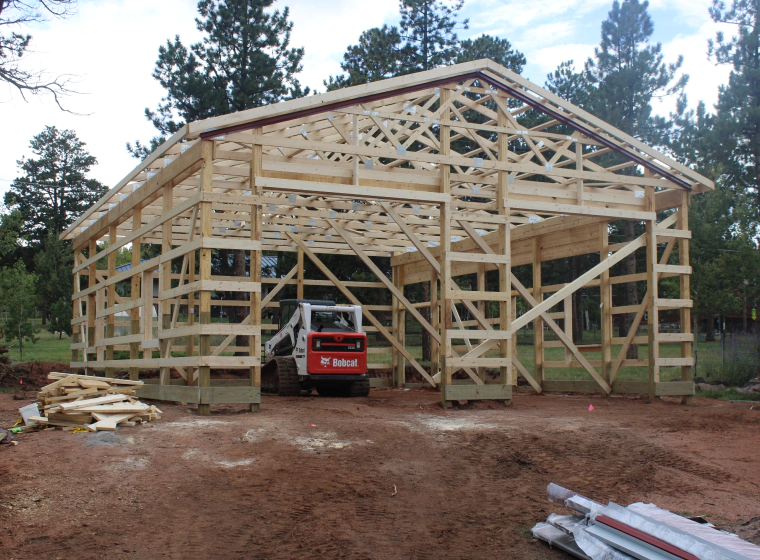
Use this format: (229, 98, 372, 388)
(0, 0, 732, 197)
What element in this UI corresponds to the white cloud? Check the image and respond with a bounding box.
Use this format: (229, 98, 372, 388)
(466, 0, 610, 31)
(653, 19, 734, 116)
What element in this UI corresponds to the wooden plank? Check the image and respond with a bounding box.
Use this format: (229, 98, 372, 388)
(448, 252, 510, 264)
(653, 264, 691, 275)
(446, 330, 511, 340)
(87, 413, 136, 432)
(656, 357, 695, 367)
(59, 394, 128, 411)
(256, 176, 451, 203)
(443, 383, 512, 401)
(448, 289, 511, 302)
(447, 358, 510, 368)
(655, 228, 691, 239)
(655, 298, 692, 309)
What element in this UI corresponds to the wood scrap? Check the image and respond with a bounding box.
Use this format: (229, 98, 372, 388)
(30, 373, 161, 432)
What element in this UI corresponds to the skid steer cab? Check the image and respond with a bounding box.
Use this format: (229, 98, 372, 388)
(262, 300, 370, 397)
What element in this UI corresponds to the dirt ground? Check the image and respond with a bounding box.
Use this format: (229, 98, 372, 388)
(1, 388, 759, 560)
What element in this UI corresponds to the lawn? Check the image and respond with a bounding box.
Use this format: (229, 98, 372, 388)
(5, 323, 72, 364)
(7, 322, 736, 390)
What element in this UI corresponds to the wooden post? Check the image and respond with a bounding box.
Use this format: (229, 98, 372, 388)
(250, 126, 263, 412)
(512, 294, 518, 384)
(105, 225, 117, 378)
(430, 268, 439, 380)
(159, 184, 174, 386)
(130, 208, 142, 381)
(86, 239, 98, 376)
(563, 296, 572, 367)
(532, 236, 543, 389)
(576, 139, 584, 205)
(392, 265, 405, 388)
(297, 248, 305, 299)
(187, 250, 196, 372)
(645, 183, 659, 401)
(600, 221, 612, 385)
(71, 250, 82, 374)
(679, 191, 693, 405)
(439, 87, 452, 407)
(198, 140, 214, 416)
(497, 98, 512, 392)
(477, 263, 486, 381)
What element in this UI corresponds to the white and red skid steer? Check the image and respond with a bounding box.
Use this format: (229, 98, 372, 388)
(262, 300, 370, 397)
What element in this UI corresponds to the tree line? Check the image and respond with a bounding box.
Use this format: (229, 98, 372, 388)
(1, 0, 758, 360)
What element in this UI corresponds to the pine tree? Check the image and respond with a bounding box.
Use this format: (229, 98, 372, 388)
(456, 34, 525, 73)
(128, 0, 309, 159)
(33, 234, 73, 325)
(48, 297, 72, 338)
(399, 0, 468, 72)
(586, 0, 687, 144)
(708, 0, 760, 233)
(324, 25, 403, 91)
(545, 61, 593, 107)
(585, 0, 687, 354)
(5, 126, 106, 246)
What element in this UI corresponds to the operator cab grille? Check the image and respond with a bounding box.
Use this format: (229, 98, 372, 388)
(311, 335, 363, 352)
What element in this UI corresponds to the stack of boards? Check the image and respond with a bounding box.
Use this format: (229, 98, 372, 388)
(29, 373, 161, 432)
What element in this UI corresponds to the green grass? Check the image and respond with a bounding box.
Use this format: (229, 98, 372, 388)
(7, 323, 744, 394)
(695, 387, 760, 402)
(5, 323, 72, 364)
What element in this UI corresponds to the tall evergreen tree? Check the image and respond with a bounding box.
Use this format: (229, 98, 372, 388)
(586, 0, 687, 144)
(326, 0, 473, 91)
(34, 233, 73, 325)
(584, 0, 687, 353)
(5, 126, 106, 246)
(456, 34, 526, 73)
(324, 25, 402, 91)
(128, 0, 309, 159)
(398, 0, 468, 71)
(708, 0, 760, 234)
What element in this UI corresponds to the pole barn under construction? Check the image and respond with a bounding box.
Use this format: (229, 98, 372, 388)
(61, 59, 713, 414)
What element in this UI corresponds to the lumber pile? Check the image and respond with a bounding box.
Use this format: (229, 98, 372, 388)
(30, 373, 161, 432)
(533, 482, 760, 559)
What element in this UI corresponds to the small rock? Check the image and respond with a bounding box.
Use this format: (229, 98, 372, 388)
(697, 383, 725, 392)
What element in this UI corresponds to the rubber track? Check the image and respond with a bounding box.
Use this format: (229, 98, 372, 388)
(349, 377, 370, 397)
(275, 357, 301, 396)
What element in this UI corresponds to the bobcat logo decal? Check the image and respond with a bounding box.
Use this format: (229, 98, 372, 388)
(320, 356, 331, 367)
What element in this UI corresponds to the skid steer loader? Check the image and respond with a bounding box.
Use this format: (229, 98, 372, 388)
(261, 300, 370, 397)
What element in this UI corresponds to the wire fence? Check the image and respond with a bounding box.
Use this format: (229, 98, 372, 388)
(695, 332, 760, 386)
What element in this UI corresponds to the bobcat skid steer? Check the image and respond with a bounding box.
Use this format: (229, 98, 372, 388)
(262, 300, 370, 397)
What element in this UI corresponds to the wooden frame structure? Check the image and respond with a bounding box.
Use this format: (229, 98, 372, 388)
(62, 60, 712, 412)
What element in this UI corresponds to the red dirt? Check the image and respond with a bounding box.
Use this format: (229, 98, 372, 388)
(0, 362, 70, 390)
(0, 390, 759, 559)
